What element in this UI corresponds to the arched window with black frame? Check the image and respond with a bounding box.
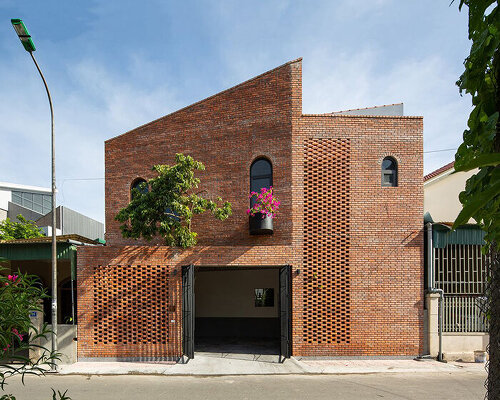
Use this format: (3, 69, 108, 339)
(250, 158, 273, 206)
(130, 178, 148, 199)
(381, 157, 398, 187)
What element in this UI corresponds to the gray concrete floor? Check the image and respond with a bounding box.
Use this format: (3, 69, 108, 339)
(195, 337, 281, 362)
(0, 371, 486, 399)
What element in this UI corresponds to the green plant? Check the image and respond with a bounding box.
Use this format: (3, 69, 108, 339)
(116, 153, 232, 248)
(453, 0, 500, 246)
(247, 187, 281, 218)
(453, 2, 500, 399)
(0, 269, 70, 399)
(0, 215, 44, 241)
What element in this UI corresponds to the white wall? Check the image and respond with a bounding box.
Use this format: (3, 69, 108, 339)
(0, 188, 12, 219)
(424, 169, 478, 223)
(195, 268, 279, 318)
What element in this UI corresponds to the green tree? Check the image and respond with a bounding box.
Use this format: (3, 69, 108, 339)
(116, 153, 232, 248)
(454, 1, 500, 398)
(0, 215, 44, 241)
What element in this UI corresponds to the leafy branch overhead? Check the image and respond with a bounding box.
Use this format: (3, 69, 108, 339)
(454, 3, 500, 400)
(454, 0, 500, 249)
(115, 153, 232, 248)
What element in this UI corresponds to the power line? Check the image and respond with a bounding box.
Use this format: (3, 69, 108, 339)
(424, 148, 457, 154)
(61, 178, 104, 181)
(58, 149, 459, 182)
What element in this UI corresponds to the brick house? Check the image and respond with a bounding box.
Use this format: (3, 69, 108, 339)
(77, 58, 424, 361)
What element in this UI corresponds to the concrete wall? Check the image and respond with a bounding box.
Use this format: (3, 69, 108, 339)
(7, 202, 43, 223)
(195, 268, 278, 318)
(424, 169, 478, 222)
(29, 305, 77, 364)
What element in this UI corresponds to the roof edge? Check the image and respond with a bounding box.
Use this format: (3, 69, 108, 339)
(301, 113, 422, 120)
(106, 58, 303, 144)
(424, 161, 455, 182)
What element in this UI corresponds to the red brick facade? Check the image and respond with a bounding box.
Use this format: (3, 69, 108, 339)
(77, 58, 423, 359)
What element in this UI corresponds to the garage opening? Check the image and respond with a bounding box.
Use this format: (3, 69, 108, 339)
(194, 266, 281, 357)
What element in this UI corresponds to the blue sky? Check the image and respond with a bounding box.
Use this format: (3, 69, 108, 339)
(0, 0, 471, 224)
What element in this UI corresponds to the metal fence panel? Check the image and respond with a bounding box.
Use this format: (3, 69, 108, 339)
(443, 295, 489, 333)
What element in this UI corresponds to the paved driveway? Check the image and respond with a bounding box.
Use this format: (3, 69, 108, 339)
(1, 370, 487, 400)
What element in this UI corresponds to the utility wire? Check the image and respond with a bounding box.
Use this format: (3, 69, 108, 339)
(424, 148, 457, 154)
(58, 148, 459, 182)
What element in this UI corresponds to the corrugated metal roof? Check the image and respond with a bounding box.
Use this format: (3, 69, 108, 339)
(432, 223, 486, 248)
(0, 234, 100, 245)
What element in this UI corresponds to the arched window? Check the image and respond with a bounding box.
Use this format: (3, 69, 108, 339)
(250, 158, 273, 206)
(131, 178, 148, 199)
(381, 157, 398, 187)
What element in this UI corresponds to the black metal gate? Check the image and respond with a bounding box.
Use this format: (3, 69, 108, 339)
(182, 264, 195, 362)
(279, 265, 292, 361)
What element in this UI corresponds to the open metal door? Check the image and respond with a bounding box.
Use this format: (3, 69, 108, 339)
(182, 264, 195, 363)
(279, 265, 292, 361)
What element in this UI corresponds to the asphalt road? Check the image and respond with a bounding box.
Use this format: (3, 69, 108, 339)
(0, 371, 486, 400)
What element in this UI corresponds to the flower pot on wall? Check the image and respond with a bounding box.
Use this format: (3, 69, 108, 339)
(249, 214, 274, 235)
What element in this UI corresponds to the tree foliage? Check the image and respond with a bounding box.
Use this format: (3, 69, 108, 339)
(116, 153, 232, 248)
(454, 2, 500, 399)
(0, 215, 44, 241)
(454, 0, 500, 249)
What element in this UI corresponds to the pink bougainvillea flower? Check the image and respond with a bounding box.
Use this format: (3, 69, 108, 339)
(248, 187, 280, 218)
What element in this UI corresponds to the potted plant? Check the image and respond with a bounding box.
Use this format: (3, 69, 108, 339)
(247, 187, 280, 235)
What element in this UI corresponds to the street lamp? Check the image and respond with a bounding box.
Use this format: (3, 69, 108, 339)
(11, 19, 58, 370)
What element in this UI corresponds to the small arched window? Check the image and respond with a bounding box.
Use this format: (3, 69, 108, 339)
(131, 178, 148, 199)
(250, 158, 273, 206)
(381, 157, 398, 187)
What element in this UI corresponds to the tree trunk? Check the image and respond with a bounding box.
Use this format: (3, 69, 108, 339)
(487, 248, 499, 400)
(488, 43, 500, 400)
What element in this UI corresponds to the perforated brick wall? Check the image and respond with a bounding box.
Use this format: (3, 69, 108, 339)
(92, 264, 172, 346)
(303, 138, 351, 344)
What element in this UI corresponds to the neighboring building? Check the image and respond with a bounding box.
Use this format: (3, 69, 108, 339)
(78, 58, 424, 362)
(0, 234, 104, 364)
(0, 181, 105, 363)
(424, 161, 478, 223)
(423, 162, 489, 360)
(37, 206, 104, 240)
(0, 181, 52, 224)
(0, 181, 104, 240)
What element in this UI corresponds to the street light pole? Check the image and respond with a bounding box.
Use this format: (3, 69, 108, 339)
(11, 19, 58, 370)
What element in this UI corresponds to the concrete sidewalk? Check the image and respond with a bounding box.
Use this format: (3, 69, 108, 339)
(57, 355, 487, 376)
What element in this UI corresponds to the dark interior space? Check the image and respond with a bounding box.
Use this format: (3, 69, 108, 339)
(194, 267, 280, 355)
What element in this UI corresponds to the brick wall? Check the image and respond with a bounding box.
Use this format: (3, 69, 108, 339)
(105, 61, 295, 247)
(291, 96, 424, 355)
(78, 58, 424, 359)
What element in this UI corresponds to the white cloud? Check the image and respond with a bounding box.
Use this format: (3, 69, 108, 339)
(0, 54, 182, 224)
(301, 49, 470, 174)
